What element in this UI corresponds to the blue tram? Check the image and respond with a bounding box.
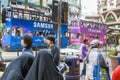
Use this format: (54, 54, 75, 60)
(2, 7, 68, 51)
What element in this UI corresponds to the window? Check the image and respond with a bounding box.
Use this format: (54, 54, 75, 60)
(71, 33, 81, 38)
(6, 10, 11, 17)
(64, 32, 69, 37)
(23, 10, 30, 20)
(2, 27, 10, 36)
(18, 9, 23, 19)
(90, 33, 99, 39)
(13, 10, 18, 18)
(12, 27, 23, 36)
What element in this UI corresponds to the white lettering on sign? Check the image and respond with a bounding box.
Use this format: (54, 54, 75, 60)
(34, 22, 53, 29)
(89, 28, 101, 33)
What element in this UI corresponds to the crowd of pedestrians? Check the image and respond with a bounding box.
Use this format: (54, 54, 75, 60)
(1, 33, 120, 80)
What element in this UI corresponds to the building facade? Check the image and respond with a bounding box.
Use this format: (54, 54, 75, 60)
(63, 0, 81, 21)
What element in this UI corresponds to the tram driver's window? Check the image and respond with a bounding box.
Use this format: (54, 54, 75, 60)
(71, 33, 80, 38)
(64, 32, 69, 37)
(3, 28, 10, 36)
(16, 28, 23, 36)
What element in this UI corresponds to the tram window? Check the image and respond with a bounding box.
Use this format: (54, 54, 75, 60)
(16, 28, 23, 36)
(81, 22, 84, 27)
(13, 14, 18, 18)
(88, 24, 92, 28)
(18, 13, 23, 19)
(13, 11, 18, 18)
(31, 15, 36, 20)
(98, 24, 100, 29)
(12, 28, 16, 36)
(71, 33, 80, 38)
(34, 31, 39, 36)
(47, 17, 51, 22)
(70, 22, 73, 26)
(81, 22, 83, 25)
(36, 16, 40, 20)
(90, 33, 99, 39)
(6, 11, 11, 17)
(64, 32, 69, 37)
(42, 17, 44, 21)
(12, 28, 23, 36)
(39, 31, 43, 36)
(24, 14, 29, 20)
(44, 30, 48, 36)
(3, 28, 10, 36)
(40, 16, 42, 21)
(43, 30, 46, 36)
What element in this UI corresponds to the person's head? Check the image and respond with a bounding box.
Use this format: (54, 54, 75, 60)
(28, 31, 32, 37)
(90, 39, 103, 48)
(46, 35, 55, 45)
(83, 38, 89, 45)
(21, 34, 32, 49)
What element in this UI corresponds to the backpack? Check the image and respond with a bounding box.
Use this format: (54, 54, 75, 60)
(97, 53, 108, 69)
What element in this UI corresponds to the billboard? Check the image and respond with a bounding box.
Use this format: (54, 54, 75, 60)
(28, 0, 40, 6)
(42, 0, 52, 7)
(16, 0, 25, 3)
(63, 0, 80, 6)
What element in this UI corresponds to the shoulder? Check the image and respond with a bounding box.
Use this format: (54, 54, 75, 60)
(52, 45, 59, 49)
(112, 66, 120, 79)
(82, 45, 87, 49)
(116, 45, 120, 48)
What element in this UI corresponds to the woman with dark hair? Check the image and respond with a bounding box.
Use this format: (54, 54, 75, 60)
(21, 34, 33, 54)
(24, 49, 63, 80)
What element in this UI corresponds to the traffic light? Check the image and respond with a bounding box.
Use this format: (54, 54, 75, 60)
(52, 0, 59, 22)
(2, 8, 6, 23)
(52, 1, 68, 23)
(61, 2, 68, 23)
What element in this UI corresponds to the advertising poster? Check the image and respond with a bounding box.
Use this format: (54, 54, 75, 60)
(28, 0, 40, 6)
(42, 0, 52, 7)
(16, 0, 25, 3)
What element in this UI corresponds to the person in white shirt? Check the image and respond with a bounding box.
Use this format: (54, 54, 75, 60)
(87, 39, 106, 80)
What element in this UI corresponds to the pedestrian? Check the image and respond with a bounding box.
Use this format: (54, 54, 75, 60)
(1, 52, 34, 80)
(21, 34, 33, 54)
(24, 49, 63, 80)
(87, 39, 109, 80)
(80, 38, 89, 77)
(46, 35, 60, 66)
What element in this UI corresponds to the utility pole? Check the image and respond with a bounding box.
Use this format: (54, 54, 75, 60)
(57, 0, 62, 47)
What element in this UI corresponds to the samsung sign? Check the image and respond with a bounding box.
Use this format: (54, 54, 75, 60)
(34, 22, 53, 28)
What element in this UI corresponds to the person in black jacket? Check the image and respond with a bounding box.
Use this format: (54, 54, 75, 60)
(21, 34, 33, 54)
(1, 34, 34, 80)
(24, 49, 63, 80)
(46, 35, 60, 66)
(1, 52, 34, 80)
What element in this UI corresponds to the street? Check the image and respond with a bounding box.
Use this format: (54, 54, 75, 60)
(0, 45, 115, 80)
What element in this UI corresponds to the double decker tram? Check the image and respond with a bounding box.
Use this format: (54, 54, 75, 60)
(2, 7, 68, 51)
